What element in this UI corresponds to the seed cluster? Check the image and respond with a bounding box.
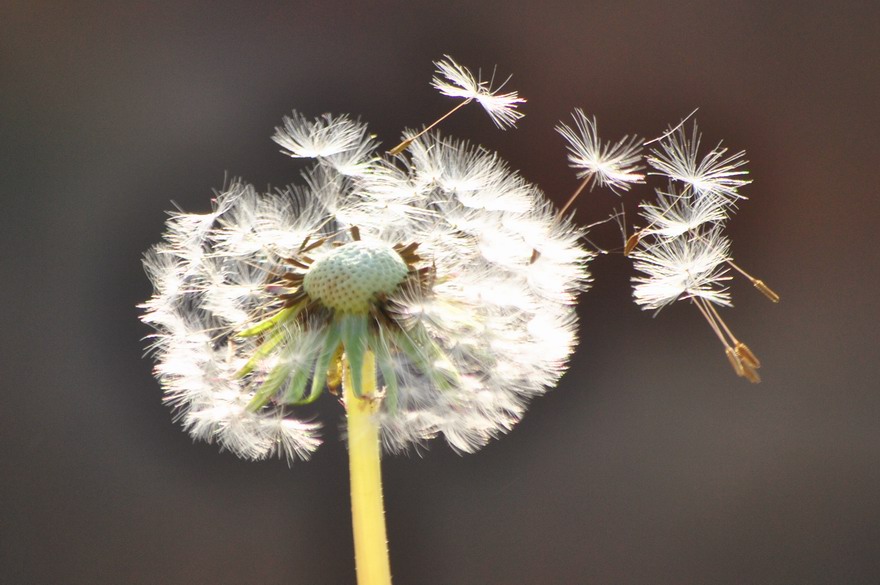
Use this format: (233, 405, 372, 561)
(303, 241, 409, 313)
(141, 108, 588, 461)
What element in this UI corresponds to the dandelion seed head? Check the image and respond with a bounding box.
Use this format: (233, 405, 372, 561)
(303, 241, 409, 313)
(142, 111, 587, 461)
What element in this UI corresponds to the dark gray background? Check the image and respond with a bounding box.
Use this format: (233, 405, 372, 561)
(3, 1, 878, 584)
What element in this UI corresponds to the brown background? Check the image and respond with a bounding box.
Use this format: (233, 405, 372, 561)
(2, 1, 878, 584)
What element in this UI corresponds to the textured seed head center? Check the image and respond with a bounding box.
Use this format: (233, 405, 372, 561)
(303, 241, 409, 313)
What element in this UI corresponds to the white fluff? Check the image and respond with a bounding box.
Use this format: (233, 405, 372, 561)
(141, 111, 589, 462)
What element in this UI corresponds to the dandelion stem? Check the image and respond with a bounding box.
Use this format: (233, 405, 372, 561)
(344, 351, 392, 585)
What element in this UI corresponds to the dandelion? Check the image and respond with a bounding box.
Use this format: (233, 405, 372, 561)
(389, 55, 525, 154)
(534, 109, 646, 263)
(142, 120, 586, 457)
(142, 109, 588, 584)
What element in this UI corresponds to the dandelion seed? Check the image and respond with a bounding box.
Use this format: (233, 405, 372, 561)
(141, 111, 588, 461)
(623, 231, 641, 257)
(647, 121, 750, 203)
(431, 55, 526, 129)
(556, 109, 645, 193)
(530, 110, 643, 264)
(698, 298, 763, 384)
(389, 56, 526, 155)
(273, 112, 379, 176)
(723, 258, 781, 303)
(631, 228, 732, 311)
(753, 279, 780, 303)
(735, 341, 760, 370)
(639, 183, 730, 239)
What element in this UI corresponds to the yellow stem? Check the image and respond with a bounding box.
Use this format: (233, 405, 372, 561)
(344, 352, 392, 585)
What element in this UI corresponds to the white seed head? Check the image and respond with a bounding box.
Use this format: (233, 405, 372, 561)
(141, 110, 589, 462)
(303, 241, 409, 313)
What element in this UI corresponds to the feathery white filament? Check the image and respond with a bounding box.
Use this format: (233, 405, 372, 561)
(647, 122, 750, 203)
(556, 109, 645, 193)
(631, 231, 732, 311)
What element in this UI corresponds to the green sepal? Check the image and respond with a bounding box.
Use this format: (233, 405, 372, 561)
(280, 367, 310, 405)
(246, 361, 291, 412)
(339, 313, 369, 398)
(234, 327, 287, 378)
(391, 324, 460, 391)
(372, 330, 399, 413)
(300, 321, 341, 405)
(237, 305, 298, 338)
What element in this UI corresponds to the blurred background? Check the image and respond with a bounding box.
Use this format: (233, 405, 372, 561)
(2, 1, 878, 584)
